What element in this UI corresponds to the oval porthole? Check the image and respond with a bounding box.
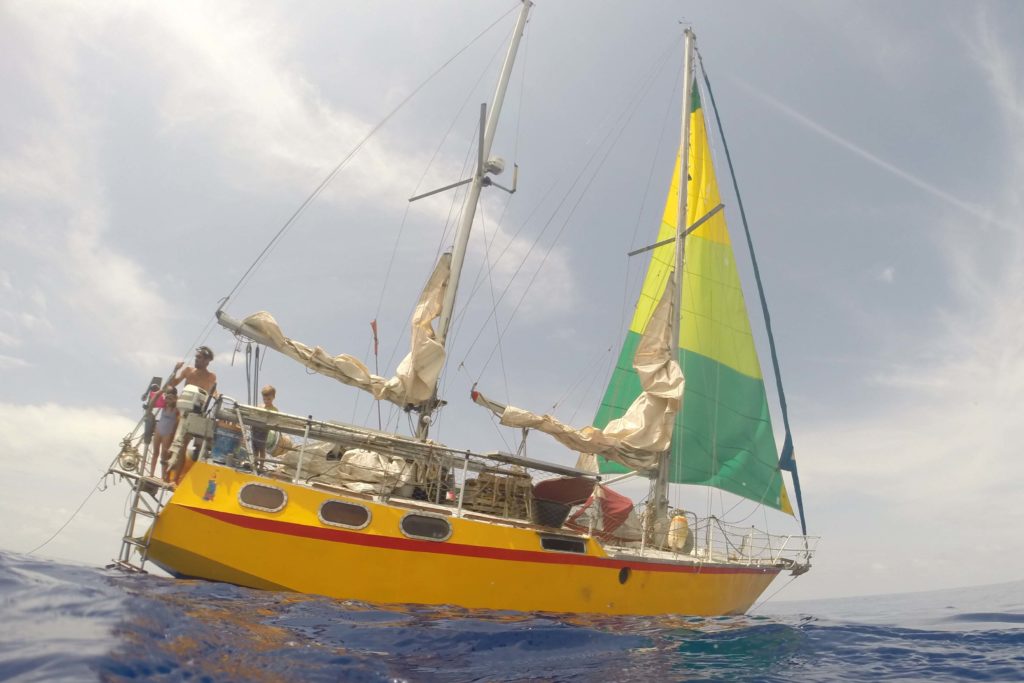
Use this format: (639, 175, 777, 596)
(238, 483, 287, 513)
(319, 500, 370, 530)
(400, 513, 451, 541)
(618, 567, 631, 584)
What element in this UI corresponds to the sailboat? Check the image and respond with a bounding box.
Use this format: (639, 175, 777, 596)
(109, 2, 816, 617)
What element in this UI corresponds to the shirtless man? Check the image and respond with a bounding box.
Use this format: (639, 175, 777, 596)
(168, 346, 217, 485)
(171, 345, 217, 394)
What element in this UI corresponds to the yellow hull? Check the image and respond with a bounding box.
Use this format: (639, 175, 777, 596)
(148, 462, 779, 616)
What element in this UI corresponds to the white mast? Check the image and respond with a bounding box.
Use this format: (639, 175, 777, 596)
(417, 0, 533, 438)
(650, 28, 695, 542)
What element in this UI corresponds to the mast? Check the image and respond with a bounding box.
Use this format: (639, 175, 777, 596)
(417, 0, 533, 438)
(650, 27, 695, 541)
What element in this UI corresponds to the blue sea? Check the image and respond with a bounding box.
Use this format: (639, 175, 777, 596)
(0, 551, 1021, 682)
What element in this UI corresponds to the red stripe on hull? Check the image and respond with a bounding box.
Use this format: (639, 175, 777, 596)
(183, 504, 777, 576)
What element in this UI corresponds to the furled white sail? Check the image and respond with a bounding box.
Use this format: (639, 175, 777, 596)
(218, 254, 450, 407)
(474, 283, 683, 471)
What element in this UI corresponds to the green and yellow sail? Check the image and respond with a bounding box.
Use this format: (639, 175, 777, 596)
(596, 86, 793, 514)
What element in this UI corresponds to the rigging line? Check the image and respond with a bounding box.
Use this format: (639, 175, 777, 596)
(379, 26, 511, 325)
(718, 497, 761, 525)
(478, 205, 514, 405)
(180, 314, 219, 366)
(375, 171, 468, 391)
(455, 175, 515, 323)
(25, 472, 105, 556)
(354, 335, 373, 424)
(437, 135, 491, 323)
(378, 42, 503, 386)
(474, 66, 667, 380)
(454, 37, 585, 312)
(437, 38, 520, 345)
(749, 574, 800, 613)
(552, 342, 610, 414)
(432, 31, 512, 267)
(453, 181, 554, 352)
(565, 347, 613, 423)
(486, 402, 515, 453)
(626, 36, 682, 256)
(716, 464, 787, 522)
(459, 61, 671, 364)
(453, 23, 671, 339)
(218, 5, 520, 311)
(436, 136, 478, 263)
(374, 201, 416, 323)
(462, 35, 679, 376)
(447, 34, 522, 338)
(445, 190, 515, 363)
(614, 40, 681, 365)
(245, 343, 252, 404)
(513, 15, 530, 163)
(447, 21, 528, 376)
(697, 50, 807, 536)
(376, 193, 464, 394)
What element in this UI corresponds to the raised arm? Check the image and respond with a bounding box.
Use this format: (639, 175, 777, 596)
(168, 361, 190, 387)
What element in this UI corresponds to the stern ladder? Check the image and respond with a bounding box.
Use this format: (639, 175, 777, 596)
(111, 466, 172, 573)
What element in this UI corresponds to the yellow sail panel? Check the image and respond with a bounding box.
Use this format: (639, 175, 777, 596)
(686, 113, 731, 247)
(626, 165, 677, 337)
(628, 114, 761, 380)
(780, 480, 794, 515)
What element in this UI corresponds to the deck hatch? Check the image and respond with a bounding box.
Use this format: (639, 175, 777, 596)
(238, 483, 287, 513)
(400, 513, 451, 541)
(319, 500, 370, 530)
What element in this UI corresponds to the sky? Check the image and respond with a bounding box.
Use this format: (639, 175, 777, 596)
(1, 0, 1023, 604)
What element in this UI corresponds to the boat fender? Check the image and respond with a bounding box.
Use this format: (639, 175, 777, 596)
(667, 514, 693, 553)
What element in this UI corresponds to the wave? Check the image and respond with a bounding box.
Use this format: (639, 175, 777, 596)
(0, 551, 1021, 682)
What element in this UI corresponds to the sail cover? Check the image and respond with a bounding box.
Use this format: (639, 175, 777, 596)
(221, 254, 450, 408)
(473, 283, 683, 470)
(595, 84, 794, 514)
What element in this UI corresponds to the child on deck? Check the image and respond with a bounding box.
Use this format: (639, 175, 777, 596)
(152, 387, 179, 479)
(251, 385, 278, 473)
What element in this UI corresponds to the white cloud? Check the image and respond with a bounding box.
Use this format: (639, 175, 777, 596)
(0, 331, 20, 348)
(877, 266, 895, 283)
(1, 2, 174, 366)
(62, 208, 169, 357)
(0, 355, 29, 370)
(0, 402, 138, 565)
(469, 213, 579, 323)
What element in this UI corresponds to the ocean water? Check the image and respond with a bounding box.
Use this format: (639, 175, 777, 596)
(0, 551, 1021, 682)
